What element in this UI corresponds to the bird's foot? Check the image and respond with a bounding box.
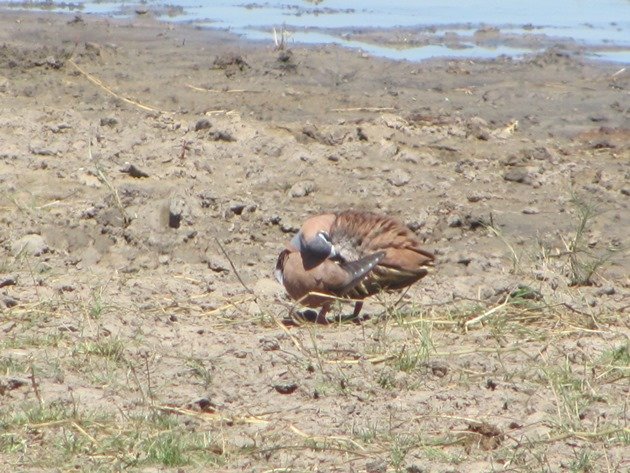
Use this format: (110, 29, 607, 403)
(282, 309, 326, 326)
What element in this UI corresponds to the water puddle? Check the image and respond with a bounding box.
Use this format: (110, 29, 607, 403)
(2, 0, 629, 63)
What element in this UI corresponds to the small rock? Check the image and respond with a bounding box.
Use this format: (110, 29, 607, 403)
(280, 222, 299, 233)
(100, 116, 118, 127)
(229, 201, 256, 215)
(1, 377, 29, 391)
(198, 191, 218, 209)
(209, 131, 235, 142)
(78, 172, 102, 188)
(620, 187, 630, 196)
(29, 146, 56, 156)
(11, 234, 48, 257)
(468, 116, 491, 140)
(379, 142, 398, 159)
(366, 459, 387, 473)
(121, 163, 149, 178)
(187, 397, 217, 413)
(194, 118, 212, 131)
(426, 360, 448, 377)
(457, 255, 472, 265)
(0, 276, 17, 289)
(50, 123, 72, 133)
(288, 180, 316, 198)
(168, 197, 186, 229)
(273, 382, 298, 394)
(2, 296, 19, 308)
(503, 168, 531, 185)
(522, 207, 539, 214)
(260, 337, 280, 351)
(447, 214, 462, 227)
(387, 168, 411, 187)
(525, 146, 556, 162)
(213, 53, 249, 70)
(596, 286, 615, 296)
(265, 214, 281, 225)
(206, 256, 229, 273)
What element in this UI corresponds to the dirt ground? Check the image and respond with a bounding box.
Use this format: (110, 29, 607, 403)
(0, 10, 628, 473)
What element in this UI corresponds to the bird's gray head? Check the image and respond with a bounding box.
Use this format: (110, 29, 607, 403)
(291, 230, 336, 261)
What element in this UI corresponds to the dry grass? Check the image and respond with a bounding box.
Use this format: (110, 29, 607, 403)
(1, 281, 628, 472)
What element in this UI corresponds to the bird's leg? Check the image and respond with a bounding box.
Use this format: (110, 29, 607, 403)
(352, 301, 364, 318)
(352, 301, 372, 323)
(315, 304, 331, 325)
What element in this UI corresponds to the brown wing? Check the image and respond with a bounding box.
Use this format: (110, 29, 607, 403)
(331, 210, 435, 298)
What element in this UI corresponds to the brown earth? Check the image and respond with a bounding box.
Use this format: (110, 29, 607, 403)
(0, 10, 628, 473)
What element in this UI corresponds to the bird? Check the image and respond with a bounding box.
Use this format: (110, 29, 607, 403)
(275, 210, 435, 324)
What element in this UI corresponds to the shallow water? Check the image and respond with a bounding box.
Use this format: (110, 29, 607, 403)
(3, 0, 629, 62)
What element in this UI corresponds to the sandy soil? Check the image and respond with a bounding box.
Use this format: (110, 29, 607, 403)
(0, 10, 628, 472)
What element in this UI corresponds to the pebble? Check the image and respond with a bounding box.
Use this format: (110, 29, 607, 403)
(168, 197, 186, 229)
(11, 234, 48, 256)
(379, 142, 398, 159)
(596, 286, 615, 296)
(0, 276, 16, 289)
(29, 146, 56, 156)
(447, 214, 462, 227)
(194, 118, 212, 131)
(387, 168, 411, 187)
(78, 172, 102, 188)
(2, 296, 19, 308)
(187, 397, 217, 413)
(259, 337, 280, 351)
(100, 116, 118, 127)
(503, 168, 531, 185)
(522, 207, 539, 214)
(121, 163, 149, 178)
(288, 180, 316, 198)
(273, 382, 298, 395)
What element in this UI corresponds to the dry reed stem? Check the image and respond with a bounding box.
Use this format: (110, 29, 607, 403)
(464, 295, 511, 331)
(186, 84, 261, 93)
(289, 424, 366, 451)
(69, 59, 167, 114)
(155, 405, 269, 425)
(330, 107, 396, 112)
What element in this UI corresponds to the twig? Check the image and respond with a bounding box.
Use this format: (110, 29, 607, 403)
(611, 67, 626, 78)
(72, 422, 97, 445)
(29, 365, 43, 408)
(68, 58, 165, 113)
(215, 238, 257, 299)
(186, 84, 260, 93)
(289, 424, 366, 451)
(464, 295, 510, 331)
(330, 107, 396, 112)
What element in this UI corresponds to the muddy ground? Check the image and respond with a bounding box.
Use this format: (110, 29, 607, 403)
(0, 10, 628, 473)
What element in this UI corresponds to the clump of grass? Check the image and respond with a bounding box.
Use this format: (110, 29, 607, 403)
(1, 401, 226, 469)
(75, 338, 125, 362)
(539, 359, 592, 433)
(562, 193, 619, 286)
(186, 357, 214, 389)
